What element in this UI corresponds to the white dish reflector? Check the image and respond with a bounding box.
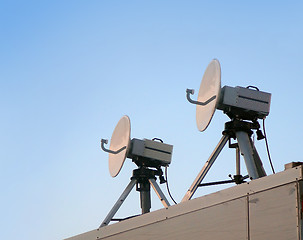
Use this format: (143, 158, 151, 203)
(108, 115, 131, 177)
(196, 59, 221, 131)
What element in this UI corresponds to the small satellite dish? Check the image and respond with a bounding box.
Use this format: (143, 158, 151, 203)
(100, 116, 174, 226)
(107, 115, 131, 177)
(195, 59, 221, 131)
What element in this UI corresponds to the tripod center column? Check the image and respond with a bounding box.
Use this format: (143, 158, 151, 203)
(139, 181, 151, 214)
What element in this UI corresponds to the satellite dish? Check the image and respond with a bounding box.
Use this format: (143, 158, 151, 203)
(107, 115, 131, 177)
(100, 116, 174, 225)
(196, 59, 221, 131)
(183, 59, 272, 202)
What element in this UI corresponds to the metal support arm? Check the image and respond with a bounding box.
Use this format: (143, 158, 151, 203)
(149, 179, 171, 208)
(236, 131, 266, 179)
(101, 139, 126, 154)
(99, 179, 136, 228)
(182, 135, 229, 202)
(186, 88, 216, 106)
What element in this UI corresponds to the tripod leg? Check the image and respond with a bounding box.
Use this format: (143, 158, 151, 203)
(181, 135, 229, 202)
(99, 179, 136, 228)
(236, 131, 266, 179)
(149, 179, 171, 208)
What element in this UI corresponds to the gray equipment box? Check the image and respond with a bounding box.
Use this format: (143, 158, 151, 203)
(129, 138, 173, 166)
(217, 86, 271, 120)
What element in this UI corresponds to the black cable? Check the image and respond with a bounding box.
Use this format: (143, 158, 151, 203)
(165, 166, 177, 205)
(263, 118, 275, 174)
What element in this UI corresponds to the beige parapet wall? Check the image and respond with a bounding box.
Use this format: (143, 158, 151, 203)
(66, 165, 303, 240)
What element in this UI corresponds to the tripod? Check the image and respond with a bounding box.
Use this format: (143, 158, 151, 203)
(182, 118, 267, 202)
(99, 166, 170, 228)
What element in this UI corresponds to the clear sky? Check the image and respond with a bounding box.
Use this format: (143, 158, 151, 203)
(1, 1, 303, 239)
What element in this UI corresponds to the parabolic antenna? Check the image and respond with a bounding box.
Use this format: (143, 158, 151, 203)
(108, 115, 131, 177)
(196, 59, 221, 132)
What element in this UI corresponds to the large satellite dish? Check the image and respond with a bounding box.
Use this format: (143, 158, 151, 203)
(183, 59, 272, 202)
(196, 59, 221, 131)
(107, 115, 131, 177)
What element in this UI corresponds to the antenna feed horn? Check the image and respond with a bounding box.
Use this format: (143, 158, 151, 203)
(186, 88, 195, 95)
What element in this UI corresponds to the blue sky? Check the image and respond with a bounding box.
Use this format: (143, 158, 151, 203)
(1, 1, 303, 239)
